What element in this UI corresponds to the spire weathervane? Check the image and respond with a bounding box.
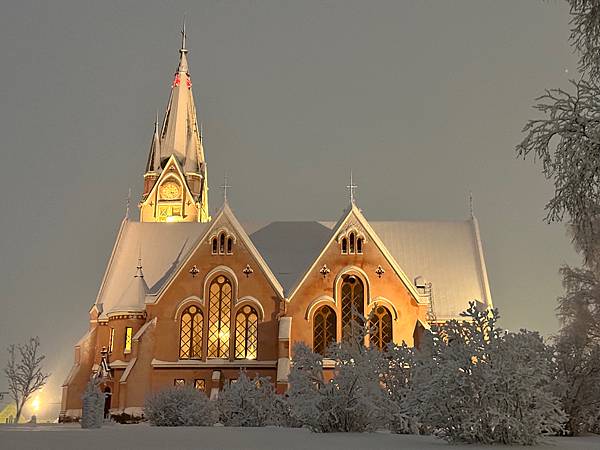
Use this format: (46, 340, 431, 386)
(220, 174, 231, 204)
(181, 16, 187, 52)
(346, 171, 358, 205)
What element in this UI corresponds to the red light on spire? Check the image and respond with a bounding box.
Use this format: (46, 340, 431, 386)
(173, 73, 181, 87)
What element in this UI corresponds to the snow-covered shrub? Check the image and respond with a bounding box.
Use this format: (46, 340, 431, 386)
(217, 371, 283, 427)
(288, 332, 387, 432)
(81, 377, 104, 429)
(411, 302, 565, 445)
(381, 343, 419, 434)
(145, 386, 217, 426)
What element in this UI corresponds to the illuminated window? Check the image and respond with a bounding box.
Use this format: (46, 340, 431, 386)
(194, 379, 205, 392)
(174, 379, 185, 387)
(179, 305, 203, 359)
(235, 306, 259, 359)
(207, 276, 232, 358)
(108, 328, 115, 353)
(341, 237, 348, 254)
(369, 306, 393, 350)
(212, 238, 218, 254)
(356, 237, 363, 254)
(341, 275, 365, 341)
(313, 305, 336, 355)
(124, 327, 133, 353)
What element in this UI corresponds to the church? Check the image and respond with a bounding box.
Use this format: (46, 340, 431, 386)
(60, 28, 493, 420)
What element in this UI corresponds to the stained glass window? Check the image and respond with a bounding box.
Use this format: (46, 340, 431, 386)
(207, 276, 232, 358)
(341, 275, 364, 341)
(313, 305, 336, 355)
(124, 327, 133, 353)
(179, 305, 203, 359)
(194, 379, 205, 391)
(235, 305, 259, 359)
(370, 306, 393, 350)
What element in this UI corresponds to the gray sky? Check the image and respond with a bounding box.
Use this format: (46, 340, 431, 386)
(0, 0, 580, 409)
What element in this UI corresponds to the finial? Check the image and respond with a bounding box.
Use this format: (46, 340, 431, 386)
(135, 245, 144, 278)
(220, 173, 232, 204)
(181, 15, 187, 52)
(125, 188, 131, 219)
(469, 191, 474, 218)
(346, 170, 358, 205)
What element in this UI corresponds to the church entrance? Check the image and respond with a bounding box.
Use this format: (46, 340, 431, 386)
(103, 387, 112, 418)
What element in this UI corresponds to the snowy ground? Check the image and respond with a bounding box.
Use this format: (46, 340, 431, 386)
(0, 423, 599, 450)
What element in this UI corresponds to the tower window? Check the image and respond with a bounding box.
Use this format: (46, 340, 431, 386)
(124, 327, 133, 353)
(108, 328, 115, 353)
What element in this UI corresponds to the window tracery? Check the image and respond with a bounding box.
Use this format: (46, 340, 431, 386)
(338, 226, 365, 255)
(313, 305, 336, 355)
(369, 305, 393, 350)
(234, 305, 259, 359)
(179, 305, 203, 359)
(207, 276, 232, 358)
(341, 275, 365, 341)
(210, 229, 236, 255)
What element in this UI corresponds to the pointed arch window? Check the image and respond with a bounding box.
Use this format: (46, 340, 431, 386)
(341, 275, 365, 341)
(227, 237, 233, 254)
(212, 238, 218, 255)
(341, 238, 348, 254)
(369, 305, 393, 350)
(234, 305, 259, 359)
(349, 232, 355, 254)
(313, 305, 336, 355)
(219, 233, 226, 254)
(179, 305, 203, 359)
(356, 237, 363, 254)
(207, 276, 232, 358)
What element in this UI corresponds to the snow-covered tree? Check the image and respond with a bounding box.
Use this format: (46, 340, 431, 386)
(145, 386, 217, 427)
(287, 310, 388, 432)
(517, 1, 600, 435)
(81, 376, 104, 429)
(218, 370, 284, 427)
(4, 336, 49, 423)
(410, 303, 565, 445)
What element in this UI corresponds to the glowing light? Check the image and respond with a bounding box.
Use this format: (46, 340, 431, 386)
(31, 396, 40, 413)
(219, 329, 229, 342)
(165, 215, 181, 223)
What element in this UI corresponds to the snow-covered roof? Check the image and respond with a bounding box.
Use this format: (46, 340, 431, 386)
(245, 218, 492, 319)
(95, 220, 209, 319)
(95, 213, 491, 321)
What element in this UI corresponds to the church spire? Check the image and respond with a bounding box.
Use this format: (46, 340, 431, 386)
(139, 24, 210, 223)
(145, 112, 161, 173)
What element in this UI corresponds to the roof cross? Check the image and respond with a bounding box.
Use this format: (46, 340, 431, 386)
(346, 171, 358, 205)
(220, 174, 232, 204)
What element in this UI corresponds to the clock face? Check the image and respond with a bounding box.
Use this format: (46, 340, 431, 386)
(159, 181, 181, 200)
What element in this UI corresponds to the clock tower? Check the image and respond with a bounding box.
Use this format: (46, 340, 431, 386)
(139, 24, 210, 223)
